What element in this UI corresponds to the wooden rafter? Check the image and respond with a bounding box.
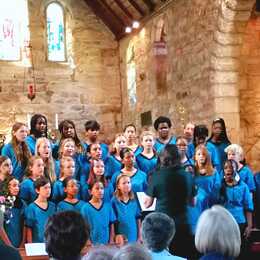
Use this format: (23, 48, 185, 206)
(84, 0, 124, 39)
(114, 0, 134, 20)
(257, 0, 260, 12)
(142, 0, 155, 12)
(128, 0, 146, 16)
(101, 0, 128, 26)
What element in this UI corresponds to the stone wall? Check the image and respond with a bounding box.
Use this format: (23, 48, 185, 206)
(240, 13, 260, 171)
(119, 0, 259, 171)
(119, 0, 219, 136)
(0, 0, 121, 141)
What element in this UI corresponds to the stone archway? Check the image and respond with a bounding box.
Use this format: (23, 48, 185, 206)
(210, 0, 255, 146)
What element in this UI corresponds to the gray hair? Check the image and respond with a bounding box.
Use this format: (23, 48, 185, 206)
(83, 246, 116, 260)
(141, 212, 175, 252)
(224, 144, 244, 162)
(112, 244, 151, 260)
(195, 205, 241, 257)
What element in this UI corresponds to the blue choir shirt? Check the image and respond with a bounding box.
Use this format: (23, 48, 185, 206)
(105, 155, 123, 179)
(2, 143, 27, 181)
(136, 153, 158, 176)
(238, 165, 256, 192)
(57, 200, 86, 213)
(19, 178, 37, 205)
(206, 140, 230, 172)
(25, 201, 56, 242)
(153, 136, 176, 154)
(111, 169, 148, 193)
(81, 202, 116, 245)
(25, 135, 37, 155)
(4, 199, 26, 248)
(194, 169, 221, 206)
(223, 181, 253, 224)
(111, 196, 141, 242)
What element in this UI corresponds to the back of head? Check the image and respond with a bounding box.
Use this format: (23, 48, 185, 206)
(158, 144, 180, 168)
(112, 244, 151, 260)
(85, 246, 116, 260)
(142, 212, 175, 252)
(44, 211, 90, 260)
(195, 205, 241, 258)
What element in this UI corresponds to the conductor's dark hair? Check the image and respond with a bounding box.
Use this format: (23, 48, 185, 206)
(157, 144, 180, 168)
(44, 211, 90, 260)
(30, 114, 48, 138)
(153, 116, 172, 131)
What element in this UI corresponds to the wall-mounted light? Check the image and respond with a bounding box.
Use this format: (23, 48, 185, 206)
(132, 21, 140, 29)
(125, 26, 132, 33)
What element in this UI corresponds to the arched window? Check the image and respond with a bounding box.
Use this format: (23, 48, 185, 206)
(46, 2, 66, 61)
(0, 0, 29, 61)
(126, 45, 137, 107)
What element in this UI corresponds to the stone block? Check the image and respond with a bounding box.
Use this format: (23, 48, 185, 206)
(210, 71, 239, 84)
(214, 97, 239, 113)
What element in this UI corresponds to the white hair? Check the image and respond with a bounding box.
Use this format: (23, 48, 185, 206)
(112, 244, 151, 260)
(195, 205, 241, 257)
(224, 144, 244, 162)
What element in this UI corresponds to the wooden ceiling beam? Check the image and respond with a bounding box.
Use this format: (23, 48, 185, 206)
(142, 0, 156, 12)
(100, 0, 128, 26)
(128, 0, 146, 16)
(84, 0, 124, 39)
(114, 0, 134, 20)
(256, 0, 260, 12)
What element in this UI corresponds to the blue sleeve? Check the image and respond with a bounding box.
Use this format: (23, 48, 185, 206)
(51, 182, 64, 203)
(108, 183, 114, 198)
(80, 182, 90, 201)
(56, 202, 64, 212)
(243, 184, 254, 212)
(105, 157, 113, 178)
(24, 205, 35, 227)
(135, 200, 141, 219)
(142, 173, 148, 191)
(79, 161, 90, 186)
(111, 172, 119, 190)
(19, 182, 31, 203)
(246, 168, 256, 192)
(1, 144, 12, 158)
(109, 204, 116, 223)
(54, 160, 60, 179)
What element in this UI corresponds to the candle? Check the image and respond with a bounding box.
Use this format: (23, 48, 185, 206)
(27, 114, 30, 130)
(55, 114, 58, 129)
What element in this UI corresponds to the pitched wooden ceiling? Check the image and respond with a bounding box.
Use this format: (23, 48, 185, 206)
(84, 0, 170, 40)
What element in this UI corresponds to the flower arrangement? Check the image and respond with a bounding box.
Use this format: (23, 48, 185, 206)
(0, 195, 16, 224)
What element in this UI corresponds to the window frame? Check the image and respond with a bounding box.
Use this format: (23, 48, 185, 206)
(0, 0, 29, 62)
(45, 1, 67, 62)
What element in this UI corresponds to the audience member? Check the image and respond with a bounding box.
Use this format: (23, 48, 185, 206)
(112, 243, 151, 260)
(142, 212, 185, 259)
(195, 205, 241, 260)
(44, 210, 90, 260)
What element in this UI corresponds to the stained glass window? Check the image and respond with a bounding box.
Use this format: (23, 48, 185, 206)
(126, 45, 137, 107)
(127, 62, 137, 107)
(46, 3, 66, 61)
(0, 1, 28, 61)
